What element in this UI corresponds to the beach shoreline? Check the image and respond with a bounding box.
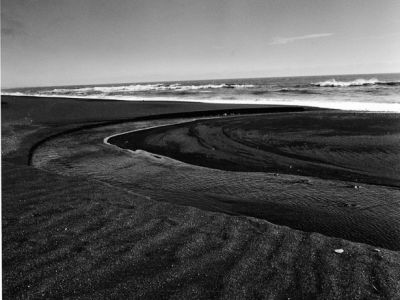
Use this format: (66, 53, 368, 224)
(3, 91, 400, 112)
(2, 95, 400, 298)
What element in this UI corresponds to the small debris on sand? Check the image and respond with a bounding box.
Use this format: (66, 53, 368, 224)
(372, 283, 379, 292)
(373, 248, 381, 252)
(346, 184, 361, 189)
(334, 249, 344, 254)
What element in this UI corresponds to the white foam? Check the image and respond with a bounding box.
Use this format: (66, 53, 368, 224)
(313, 78, 380, 87)
(25, 83, 256, 95)
(3, 91, 400, 113)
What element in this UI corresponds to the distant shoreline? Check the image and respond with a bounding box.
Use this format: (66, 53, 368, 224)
(3, 93, 400, 113)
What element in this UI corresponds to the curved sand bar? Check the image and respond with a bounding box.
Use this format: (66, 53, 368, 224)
(33, 111, 400, 251)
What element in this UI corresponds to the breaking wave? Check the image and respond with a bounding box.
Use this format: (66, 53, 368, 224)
(45, 83, 256, 94)
(312, 78, 400, 87)
(2, 73, 399, 113)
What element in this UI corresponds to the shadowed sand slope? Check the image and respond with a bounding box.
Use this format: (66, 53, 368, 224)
(110, 111, 400, 187)
(3, 162, 400, 299)
(2, 95, 285, 164)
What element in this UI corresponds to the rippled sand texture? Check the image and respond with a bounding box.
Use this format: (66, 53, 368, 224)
(5, 162, 400, 299)
(32, 112, 400, 251)
(112, 112, 400, 187)
(5, 95, 400, 299)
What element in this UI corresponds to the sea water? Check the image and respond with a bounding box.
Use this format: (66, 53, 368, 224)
(3, 73, 400, 112)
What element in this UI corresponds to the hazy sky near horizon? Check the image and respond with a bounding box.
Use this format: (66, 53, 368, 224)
(2, 0, 400, 88)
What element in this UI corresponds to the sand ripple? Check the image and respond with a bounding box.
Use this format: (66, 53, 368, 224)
(30, 112, 400, 251)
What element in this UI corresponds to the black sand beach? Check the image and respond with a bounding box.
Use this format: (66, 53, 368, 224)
(109, 112, 400, 187)
(107, 112, 400, 250)
(2, 95, 400, 299)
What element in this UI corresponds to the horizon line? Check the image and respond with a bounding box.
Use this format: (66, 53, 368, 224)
(2, 71, 400, 90)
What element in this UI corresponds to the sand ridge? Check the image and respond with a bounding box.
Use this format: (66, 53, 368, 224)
(31, 112, 400, 251)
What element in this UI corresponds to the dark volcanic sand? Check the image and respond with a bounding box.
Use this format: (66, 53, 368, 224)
(4, 161, 400, 299)
(3, 95, 400, 298)
(108, 111, 400, 249)
(1, 95, 305, 164)
(110, 111, 400, 187)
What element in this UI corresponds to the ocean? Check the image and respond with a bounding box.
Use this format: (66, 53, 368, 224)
(3, 73, 400, 112)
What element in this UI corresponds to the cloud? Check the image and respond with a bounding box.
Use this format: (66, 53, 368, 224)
(270, 33, 333, 45)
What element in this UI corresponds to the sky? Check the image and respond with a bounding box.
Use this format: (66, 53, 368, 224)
(1, 0, 400, 88)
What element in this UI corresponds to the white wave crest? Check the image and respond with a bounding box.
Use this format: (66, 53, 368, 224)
(40, 83, 256, 94)
(313, 78, 380, 87)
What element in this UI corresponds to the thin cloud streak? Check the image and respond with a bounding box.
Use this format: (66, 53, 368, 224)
(271, 33, 334, 45)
